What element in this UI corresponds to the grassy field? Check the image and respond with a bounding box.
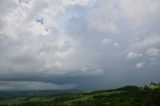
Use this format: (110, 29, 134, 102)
(0, 83, 160, 106)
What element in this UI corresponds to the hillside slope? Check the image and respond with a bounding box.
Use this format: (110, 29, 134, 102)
(0, 83, 160, 106)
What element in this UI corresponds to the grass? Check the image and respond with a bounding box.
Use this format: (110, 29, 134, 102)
(0, 83, 160, 106)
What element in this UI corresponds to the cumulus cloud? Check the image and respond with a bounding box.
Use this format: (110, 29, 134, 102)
(102, 38, 113, 44)
(126, 52, 143, 59)
(136, 62, 145, 69)
(146, 48, 160, 64)
(120, 0, 160, 25)
(79, 66, 104, 76)
(62, 0, 92, 6)
(102, 37, 119, 47)
(87, 1, 118, 32)
(0, 0, 76, 77)
(129, 35, 160, 51)
(113, 42, 119, 47)
(146, 48, 160, 57)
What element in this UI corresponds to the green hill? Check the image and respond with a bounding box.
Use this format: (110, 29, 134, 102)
(0, 83, 160, 106)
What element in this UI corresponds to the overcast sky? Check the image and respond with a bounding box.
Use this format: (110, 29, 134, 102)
(0, 0, 160, 90)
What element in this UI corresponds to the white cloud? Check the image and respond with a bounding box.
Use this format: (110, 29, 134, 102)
(126, 52, 143, 59)
(62, 0, 92, 6)
(0, 0, 78, 77)
(102, 37, 119, 47)
(136, 62, 145, 69)
(120, 0, 160, 25)
(146, 48, 160, 64)
(146, 48, 160, 57)
(129, 35, 160, 51)
(102, 38, 113, 44)
(74, 66, 104, 76)
(113, 42, 119, 47)
(87, 1, 118, 32)
(87, 0, 160, 32)
(46, 61, 63, 69)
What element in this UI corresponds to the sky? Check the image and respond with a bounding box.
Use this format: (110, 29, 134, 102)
(0, 0, 160, 90)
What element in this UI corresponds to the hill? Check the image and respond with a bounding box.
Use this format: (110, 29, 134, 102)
(0, 83, 160, 106)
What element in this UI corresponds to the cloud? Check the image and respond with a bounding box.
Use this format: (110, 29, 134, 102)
(102, 38, 113, 44)
(146, 48, 160, 57)
(113, 42, 119, 47)
(146, 48, 160, 64)
(136, 62, 145, 69)
(0, 0, 160, 90)
(102, 37, 119, 47)
(126, 52, 143, 59)
(62, 0, 92, 6)
(87, 1, 118, 32)
(129, 35, 160, 51)
(87, 0, 160, 32)
(0, 81, 76, 90)
(0, 0, 77, 78)
(79, 66, 104, 76)
(120, 0, 160, 26)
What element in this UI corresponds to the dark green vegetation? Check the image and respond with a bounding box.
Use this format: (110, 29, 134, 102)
(0, 82, 160, 106)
